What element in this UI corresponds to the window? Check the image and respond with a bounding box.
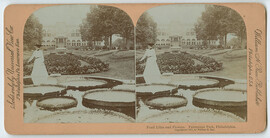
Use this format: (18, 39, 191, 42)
(182, 39, 185, 45)
(187, 39, 190, 45)
(192, 39, 196, 45)
(77, 40, 81, 46)
(72, 40, 76, 46)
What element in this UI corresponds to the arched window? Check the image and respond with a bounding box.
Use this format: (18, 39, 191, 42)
(161, 39, 165, 41)
(166, 39, 170, 41)
(47, 40, 50, 42)
(157, 39, 160, 41)
(187, 39, 190, 45)
(72, 40, 76, 46)
(192, 39, 196, 45)
(182, 39, 185, 45)
(77, 40, 81, 46)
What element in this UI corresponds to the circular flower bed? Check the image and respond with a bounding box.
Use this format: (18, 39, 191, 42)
(32, 109, 135, 123)
(136, 52, 223, 75)
(145, 95, 187, 110)
(24, 53, 109, 76)
(36, 96, 77, 111)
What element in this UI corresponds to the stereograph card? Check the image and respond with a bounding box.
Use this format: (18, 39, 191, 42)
(3, 3, 266, 134)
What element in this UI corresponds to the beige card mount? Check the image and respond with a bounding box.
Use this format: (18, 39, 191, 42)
(4, 3, 266, 134)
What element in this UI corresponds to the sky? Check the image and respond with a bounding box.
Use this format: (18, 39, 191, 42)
(147, 4, 206, 27)
(33, 4, 206, 27)
(33, 5, 91, 26)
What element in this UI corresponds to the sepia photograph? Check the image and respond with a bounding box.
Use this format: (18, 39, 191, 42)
(135, 4, 247, 123)
(23, 5, 136, 123)
(3, 2, 267, 134)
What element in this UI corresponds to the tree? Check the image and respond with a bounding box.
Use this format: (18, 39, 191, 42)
(194, 5, 246, 48)
(136, 12, 157, 48)
(80, 5, 134, 49)
(114, 9, 134, 49)
(23, 14, 43, 50)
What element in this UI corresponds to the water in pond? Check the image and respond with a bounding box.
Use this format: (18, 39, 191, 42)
(136, 76, 247, 122)
(23, 76, 132, 123)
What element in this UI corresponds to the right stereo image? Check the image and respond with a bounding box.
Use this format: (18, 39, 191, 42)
(135, 4, 247, 123)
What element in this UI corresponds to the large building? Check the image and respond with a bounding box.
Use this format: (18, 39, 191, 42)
(41, 22, 105, 48)
(155, 23, 219, 48)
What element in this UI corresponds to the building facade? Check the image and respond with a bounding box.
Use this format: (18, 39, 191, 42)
(41, 22, 105, 48)
(155, 24, 219, 48)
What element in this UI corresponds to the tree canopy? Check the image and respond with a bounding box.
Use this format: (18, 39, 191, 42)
(136, 12, 157, 48)
(23, 14, 43, 50)
(194, 5, 246, 48)
(80, 5, 134, 49)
